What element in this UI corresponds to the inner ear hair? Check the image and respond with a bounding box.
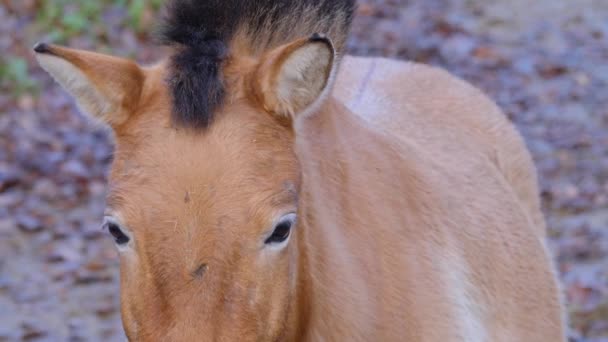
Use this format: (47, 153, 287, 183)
(34, 43, 144, 127)
(251, 34, 336, 121)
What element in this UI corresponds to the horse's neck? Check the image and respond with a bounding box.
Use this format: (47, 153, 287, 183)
(292, 97, 366, 336)
(290, 97, 432, 338)
(289, 97, 457, 339)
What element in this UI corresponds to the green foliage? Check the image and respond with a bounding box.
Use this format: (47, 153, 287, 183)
(34, 0, 164, 42)
(125, 0, 163, 31)
(0, 58, 38, 97)
(36, 0, 103, 42)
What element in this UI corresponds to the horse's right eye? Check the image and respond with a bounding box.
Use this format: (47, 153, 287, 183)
(265, 213, 296, 247)
(265, 220, 292, 244)
(105, 221, 130, 245)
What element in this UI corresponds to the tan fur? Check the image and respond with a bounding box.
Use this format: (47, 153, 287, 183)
(36, 39, 566, 341)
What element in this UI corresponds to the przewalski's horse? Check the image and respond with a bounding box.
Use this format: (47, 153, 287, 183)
(34, 0, 566, 340)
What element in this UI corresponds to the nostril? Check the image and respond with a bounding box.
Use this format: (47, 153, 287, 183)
(192, 263, 208, 279)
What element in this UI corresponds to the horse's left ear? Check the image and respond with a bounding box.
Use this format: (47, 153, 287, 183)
(33, 43, 144, 127)
(251, 34, 336, 121)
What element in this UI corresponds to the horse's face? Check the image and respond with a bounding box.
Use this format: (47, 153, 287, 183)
(109, 90, 300, 340)
(34, 35, 335, 341)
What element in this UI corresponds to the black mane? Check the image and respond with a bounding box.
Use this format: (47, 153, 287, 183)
(160, 0, 356, 128)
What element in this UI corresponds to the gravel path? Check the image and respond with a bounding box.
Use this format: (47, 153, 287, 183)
(1, 1, 606, 341)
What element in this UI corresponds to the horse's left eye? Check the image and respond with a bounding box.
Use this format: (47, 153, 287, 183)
(106, 222, 130, 245)
(265, 214, 295, 245)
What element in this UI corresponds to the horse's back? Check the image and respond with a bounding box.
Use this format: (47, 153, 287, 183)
(324, 56, 566, 341)
(335, 56, 545, 236)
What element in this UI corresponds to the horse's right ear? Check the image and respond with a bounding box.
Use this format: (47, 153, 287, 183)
(250, 34, 336, 122)
(34, 43, 144, 127)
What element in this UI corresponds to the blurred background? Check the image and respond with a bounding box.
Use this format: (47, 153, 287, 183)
(0, 0, 606, 341)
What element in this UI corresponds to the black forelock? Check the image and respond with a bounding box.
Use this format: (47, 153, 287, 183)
(160, 0, 357, 128)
